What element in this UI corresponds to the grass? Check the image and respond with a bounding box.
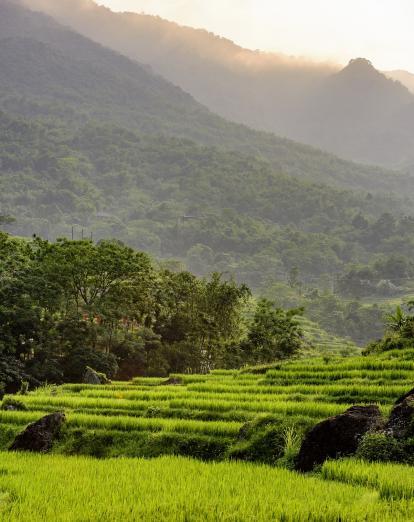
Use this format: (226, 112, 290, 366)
(0, 410, 242, 437)
(1, 452, 413, 521)
(1, 349, 414, 520)
(322, 459, 414, 500)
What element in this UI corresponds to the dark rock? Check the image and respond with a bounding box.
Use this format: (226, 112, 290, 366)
(295, 405, 382, 472)
(9, 412, 66, 453)
(160, 377, 183, 386)
(395, 387, 414, 406)
(385, 389, 414, 439)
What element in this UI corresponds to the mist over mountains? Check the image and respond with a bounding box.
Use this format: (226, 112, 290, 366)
(2, 0, 414, 345)
(18, 0, 414, 169)
(0, 0, 413, 285)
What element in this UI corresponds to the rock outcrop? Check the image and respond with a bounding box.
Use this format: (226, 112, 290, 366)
(9, 412, 66, 453)
(83, 366, 110, 385)
(385, 387, 414, 439)
(295, 405, 382, 472)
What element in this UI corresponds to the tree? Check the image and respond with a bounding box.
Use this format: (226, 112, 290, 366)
(386, 306, 408, 333)
(153, 271, 250, 373)
(242, 299, 303, 364)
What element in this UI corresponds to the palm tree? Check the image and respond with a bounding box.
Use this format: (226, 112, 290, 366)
(386, 305, 407, 333)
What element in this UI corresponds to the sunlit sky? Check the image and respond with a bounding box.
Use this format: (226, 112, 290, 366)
(97, 0, 414, 71)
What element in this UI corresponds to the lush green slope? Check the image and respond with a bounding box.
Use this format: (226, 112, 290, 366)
(20, 0, 414, 169)
(2, 351, 414, 520)
(0, 348, 413, 459)
(3, 112, 414, 292)
(1, 1, 412, 196)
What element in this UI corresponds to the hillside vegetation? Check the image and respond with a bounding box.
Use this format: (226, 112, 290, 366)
(1, 1, 414, 344)
(1, 1, 412, 194)
(2, 348, 414, 520)
(1, 348, 413, 459)
(21, 0, 414, 168)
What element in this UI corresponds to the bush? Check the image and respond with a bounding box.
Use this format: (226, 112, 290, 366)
(229, 426, 285, 465)
(55, 428, 230, 460)
(356, 433, 406, 463)
(63, 348, 118, 383)
(363, 336, 411, 355)
(1, 397, 27, 411)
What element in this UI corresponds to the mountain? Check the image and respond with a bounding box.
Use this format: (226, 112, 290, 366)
(20, 0, 414, 169)
(385, 70, 414, 94)
(14, 0, 339, 136)
(1, 0, 412, 199)
(294, 59, 414, 167)
(2, 0, 414, 345)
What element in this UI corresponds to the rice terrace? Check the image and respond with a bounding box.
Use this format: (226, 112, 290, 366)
(2, 0, 414, 520)
(2, 350, 414, 520)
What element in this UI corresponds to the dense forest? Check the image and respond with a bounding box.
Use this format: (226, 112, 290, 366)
(0, 232, 305, 391)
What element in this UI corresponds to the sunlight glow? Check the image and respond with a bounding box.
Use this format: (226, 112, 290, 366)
(96, 0, 414, 71)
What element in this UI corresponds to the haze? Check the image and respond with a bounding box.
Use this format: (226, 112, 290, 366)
(97, 0, 414, 71)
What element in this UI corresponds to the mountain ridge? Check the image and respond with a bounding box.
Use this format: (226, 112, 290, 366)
(1, 0, 412, 198)
(18, 0, 414, 168)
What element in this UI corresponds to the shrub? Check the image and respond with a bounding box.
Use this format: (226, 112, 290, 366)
(228, 425, 285, 465)
(63, 348, 118, 383)
(363, 336, 410, 355)
(1, 397, 27, 411)
(356, 433, 406, 463)
(56, 428, 230, 461)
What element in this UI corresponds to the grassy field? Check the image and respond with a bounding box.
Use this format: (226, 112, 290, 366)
(0, 453, 414, 521)
(1, 348, 414, 519)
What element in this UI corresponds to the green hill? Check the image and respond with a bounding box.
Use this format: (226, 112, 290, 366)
(20, 0, 414, 169)
(1, 1, 413, 197)
(2, 111, 414, 290)
(2, 1, 414, 345)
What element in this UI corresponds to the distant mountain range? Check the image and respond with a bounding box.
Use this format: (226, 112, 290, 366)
(386, 70, 414, 93)
(17, 0, 414, 169)
(2, 0, 410, 198)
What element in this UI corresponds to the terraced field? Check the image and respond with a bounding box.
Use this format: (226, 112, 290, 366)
(1, 349, 414, 520)
(1, 349, 413, 459)
(298, 316, 359, 356)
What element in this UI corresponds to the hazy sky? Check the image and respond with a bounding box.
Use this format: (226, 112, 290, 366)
(96, 0, 414, 71)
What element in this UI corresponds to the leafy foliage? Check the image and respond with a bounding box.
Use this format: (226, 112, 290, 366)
(0, 234, 298, 385)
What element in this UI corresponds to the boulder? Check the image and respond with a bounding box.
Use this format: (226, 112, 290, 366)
(295, 405, 382, 472)
(83, 366, 110, 385)
(385, 388, 414, 439)
(160, 377, 183, 386)
(9, 412, 66, 453)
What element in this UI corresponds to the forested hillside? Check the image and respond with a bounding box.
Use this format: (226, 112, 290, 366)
(1, 0, 412, 195)
(1, 0, 414, 344)
(20, 0, 414, 168)
(3, 111, 414, 286)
